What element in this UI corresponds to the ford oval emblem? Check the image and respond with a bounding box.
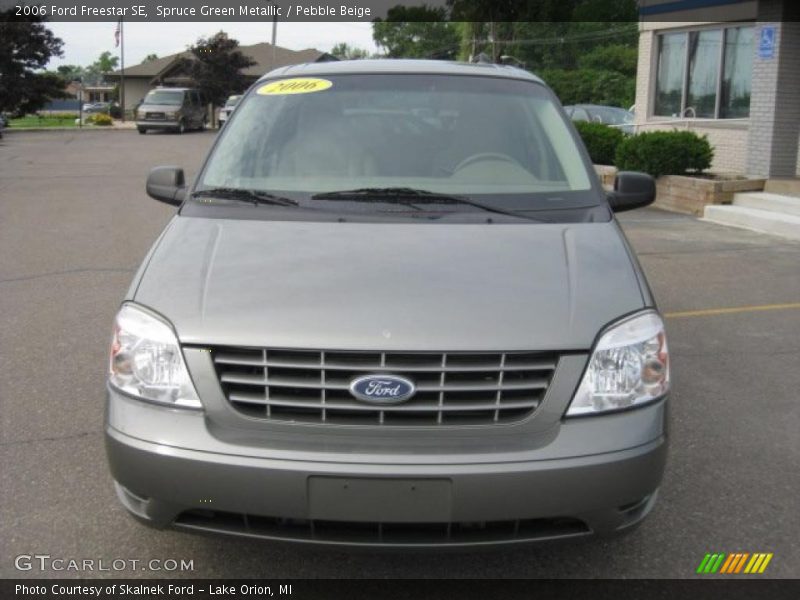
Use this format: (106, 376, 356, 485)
(349, 374, 416, 405)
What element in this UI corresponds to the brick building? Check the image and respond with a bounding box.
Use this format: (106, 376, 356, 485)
(635, 0, 799, 178)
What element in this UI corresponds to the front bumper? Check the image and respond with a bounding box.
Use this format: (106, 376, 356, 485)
(136, 120, 179, 130)
(105, 388, 668, 548)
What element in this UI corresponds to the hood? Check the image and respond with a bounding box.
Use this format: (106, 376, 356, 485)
(133, 217, 645, 351)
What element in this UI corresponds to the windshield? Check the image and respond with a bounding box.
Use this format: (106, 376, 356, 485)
(591, 106, 634, 125)
(199, 74, 595, 205)
(144, 90, 183, 106)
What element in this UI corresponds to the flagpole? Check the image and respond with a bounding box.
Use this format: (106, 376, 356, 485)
(120, 18, 125, 122)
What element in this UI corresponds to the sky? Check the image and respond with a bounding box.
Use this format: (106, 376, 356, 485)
(46, 22, 379, 69)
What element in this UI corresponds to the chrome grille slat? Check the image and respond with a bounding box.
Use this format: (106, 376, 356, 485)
(216, 356, 556, 373)
(228, 394, 541, 413)
(220, 373, 549, 392)
(210, 347, 558, 426)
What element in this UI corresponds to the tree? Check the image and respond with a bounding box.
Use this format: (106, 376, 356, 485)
(538, 68, 635, 107)
(330, 43, 369, 60)
(577, 44, 638, 78)
(181, 32, 256, 107)
(0, 10, 66, 115)
(448, 1, 638, 65)
(373, 6, 460, 59)
(143, 53, 159, 62)
(93, 51, 119, 74)
(56, 64, 86, 82)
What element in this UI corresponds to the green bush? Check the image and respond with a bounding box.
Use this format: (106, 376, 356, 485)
(615, 130, 714, 178)
(90, 113, 113, 126)
(573, 121, 625, 166)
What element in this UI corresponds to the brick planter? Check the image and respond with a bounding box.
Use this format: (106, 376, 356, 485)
(653, 175, 766, 216)
(594, 166, 766, 216)
(594, 165, 618, 190)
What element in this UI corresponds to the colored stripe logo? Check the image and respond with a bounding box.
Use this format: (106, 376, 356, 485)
(696, 553, 773, 574)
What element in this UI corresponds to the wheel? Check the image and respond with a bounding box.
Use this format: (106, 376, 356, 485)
(199, 118, 206, 131)
(137, 127, 146, 135)
(177, 120, 186, 134)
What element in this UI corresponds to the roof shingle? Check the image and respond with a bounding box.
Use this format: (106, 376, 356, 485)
(110, 43, 331, 80)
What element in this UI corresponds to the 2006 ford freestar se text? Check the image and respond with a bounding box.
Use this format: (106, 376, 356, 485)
(105, 60, 669, 548)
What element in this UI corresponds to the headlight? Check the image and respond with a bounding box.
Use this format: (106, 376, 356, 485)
(108, 303, 201, 408)
(567, 311, 669, 416)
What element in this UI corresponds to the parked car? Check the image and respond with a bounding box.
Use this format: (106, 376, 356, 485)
(107, 60, 668, 549)
(136, 87, 207, 134)
(83, 102, 110, 114)
(564, 104, 635, 134)
(218, 94, 242, 127)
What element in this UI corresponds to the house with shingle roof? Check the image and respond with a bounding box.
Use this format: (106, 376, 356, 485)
(107, 42, 336, 114)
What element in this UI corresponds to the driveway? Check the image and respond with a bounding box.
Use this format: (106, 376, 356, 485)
(1, 131, 798, 578)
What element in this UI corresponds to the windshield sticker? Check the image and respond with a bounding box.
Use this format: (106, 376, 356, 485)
(257, 78, 333, 95)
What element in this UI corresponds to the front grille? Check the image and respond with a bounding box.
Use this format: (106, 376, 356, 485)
(209, 347, 559, 426)
(175, 509, 589, 546)
(144, 112, 165, 120)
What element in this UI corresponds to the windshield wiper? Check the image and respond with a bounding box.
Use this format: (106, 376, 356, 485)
(311, 187, 546, 222)
(192, 187, 298, 207)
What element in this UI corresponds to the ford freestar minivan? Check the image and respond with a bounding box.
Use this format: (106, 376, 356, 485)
(136, 87, 207, 134)
(106, 60, 669, 548)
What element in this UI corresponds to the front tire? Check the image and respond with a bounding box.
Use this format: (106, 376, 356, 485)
(177, 120, 186, 134)
(137, 127, 147, 135)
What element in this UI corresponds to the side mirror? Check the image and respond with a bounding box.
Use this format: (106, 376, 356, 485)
(146, 166, 186, 206)
(608, 171, 656, 213)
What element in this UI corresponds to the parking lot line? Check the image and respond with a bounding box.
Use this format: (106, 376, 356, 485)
(664, 302, 800, 319)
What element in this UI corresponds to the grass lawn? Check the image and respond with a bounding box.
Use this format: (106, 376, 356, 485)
(9, 115, 78, 128)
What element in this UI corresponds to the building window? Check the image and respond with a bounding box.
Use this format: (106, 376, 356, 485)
(687, 29, 722, 118)
(653, 25, 754, 119)
(654, 32, 686, 117)
(720, 26, 754, 118)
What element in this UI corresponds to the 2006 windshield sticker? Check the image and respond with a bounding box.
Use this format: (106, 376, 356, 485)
(257, 78, 333, 95)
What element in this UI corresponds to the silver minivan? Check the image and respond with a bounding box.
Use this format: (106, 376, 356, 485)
(106, 60, 669, 548)
(136, 87, 207, 135)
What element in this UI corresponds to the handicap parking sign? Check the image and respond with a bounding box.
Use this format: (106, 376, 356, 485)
(759, 26, 776, 59)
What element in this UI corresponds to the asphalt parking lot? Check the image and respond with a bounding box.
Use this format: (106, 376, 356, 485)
(1, 130, 798, 579)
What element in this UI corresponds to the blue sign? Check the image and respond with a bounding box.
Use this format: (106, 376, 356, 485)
(759, 26, 776, 59)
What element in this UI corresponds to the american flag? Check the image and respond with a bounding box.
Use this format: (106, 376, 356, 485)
(114, 20, 121, 48)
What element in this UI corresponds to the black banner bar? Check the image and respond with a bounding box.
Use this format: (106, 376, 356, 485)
(3, 579, 800, 600)
(2, 0, 796, 23)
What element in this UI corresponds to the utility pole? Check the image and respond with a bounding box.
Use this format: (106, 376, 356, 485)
(115, 18, 126, 122)
(489, 21, 496, 63)
(120, 19, 125, 122)
(263, 1, 278, 64)
(272, 15, 277, 63)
